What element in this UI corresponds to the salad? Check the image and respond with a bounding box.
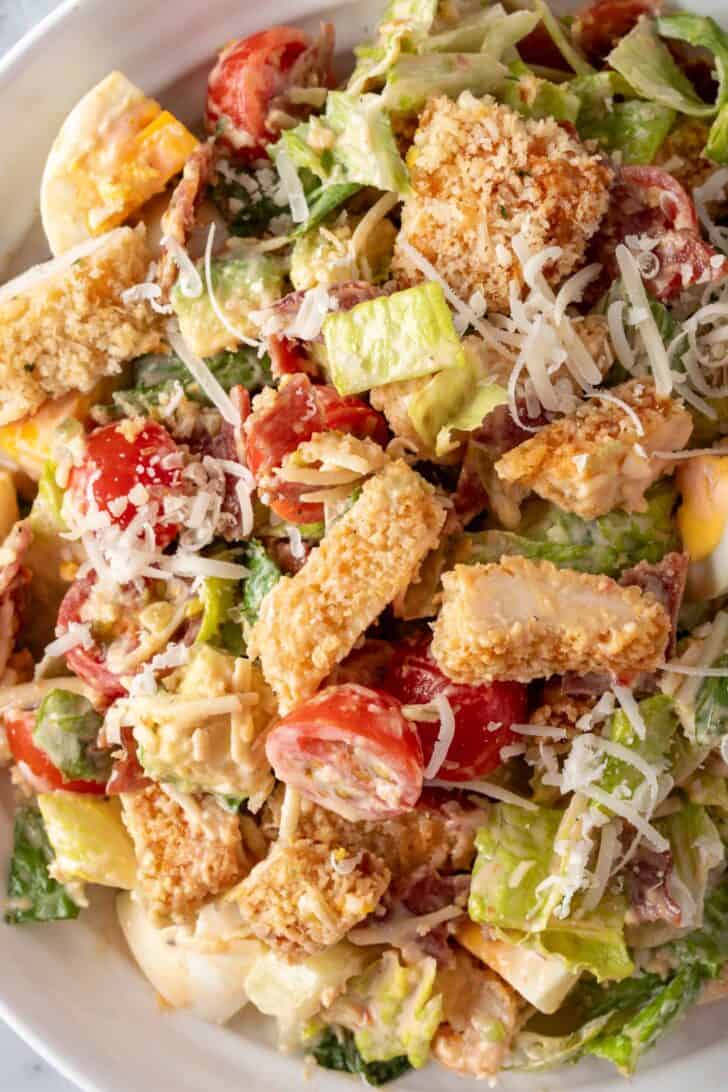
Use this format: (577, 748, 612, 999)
(3, 0, 728, 1082)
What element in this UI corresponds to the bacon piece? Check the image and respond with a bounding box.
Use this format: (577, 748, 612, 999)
(626, 846, 681, 926)
(157, 141, 217, 296)
(620, 551, 688, 658)
(0, 523, 31, 680)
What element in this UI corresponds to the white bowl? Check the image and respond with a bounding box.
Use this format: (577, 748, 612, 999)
(1, 1, 727, 1089)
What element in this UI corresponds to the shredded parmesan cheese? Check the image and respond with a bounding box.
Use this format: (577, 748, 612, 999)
(423, 693, 456, 779)
(167, 325, 241, 426)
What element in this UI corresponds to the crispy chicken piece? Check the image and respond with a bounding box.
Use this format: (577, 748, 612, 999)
(247, 460, 446, 711)
(262, 790, 488, 880)
(432, 948, 521, 1078)
(0, 226, 163, 426)
(431, 557, 671, 684)
(120, 784, 249, 926)
(495, 380, 693, 519)
(227, 837, 389, 962)
(393, 92, 612, 313)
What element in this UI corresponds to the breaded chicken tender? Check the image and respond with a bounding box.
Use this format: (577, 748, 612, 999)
(0, 225, 162, 426)
(262, 791, 488, 880)
(247, 460, 446, 711)
(495, 380, 693, 519)
(431, 557, 671, 684)
(393, 92, 613, 313)
(227, 838, 389, 962)
(120, 784, 249, 926)
(432, 948, 521, 1078)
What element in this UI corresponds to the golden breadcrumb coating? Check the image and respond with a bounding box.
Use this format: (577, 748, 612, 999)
(0, 225, 163, 426)
(262, 791, 488, 880)
(432, 948, 521, 1078)
(227, 837, 389, 962)
(120, 784, 249, 926)
(393, 92, 613, 313)
(431, 557, 671, 684)
(495, 380, 693, 519)
(247, 459, 446, 711)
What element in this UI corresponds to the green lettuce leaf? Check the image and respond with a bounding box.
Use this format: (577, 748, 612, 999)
(597, 694, 678, 811)
(571, 72, 675, 162)
(32, 690, 109, 784)
(657, 13, 728, 161)
(426, 6, 539, 56)
(469, 804, 563, 932)
(695, 650, 728, 743)
(292, 182, 361, 238)
(313, 1028, 411, 1086)
(658, 803, 725, 930)
(706, 104, 728, 164)
(327, 951, 442, 1069)
(532, 0, 594, 76)
(406, 348, 507, 455)
(5, 807, 80, 925)
(197, 576, 239, 646)
(382, 52, 508, 114)
(607, 19, 714, 117)
(324, 282, 466, 395)
(533, 893, 634, 984)
(348, 0, 439, 93)
(500, 62, 581, 122)
(457, 482, 678, 576)
(240, 540, 281, 624)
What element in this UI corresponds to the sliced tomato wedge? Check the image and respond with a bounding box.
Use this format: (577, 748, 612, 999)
(383, 638, 528, 782)
(68, 420, 183, 547)
(246, 374, 388, 523)
(206, 26, 333, 159)
(265, 683, 424, 820)
(589, 166, 728, 301)
(57, 577, 130, 700)
(4, 710, 106, 795)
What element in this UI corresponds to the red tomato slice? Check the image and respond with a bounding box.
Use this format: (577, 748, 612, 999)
(383, 639, 528, 782)
(265, 684, 424, 820)
(4, 710, 106, 795)
(246, 374, 388, 524)
(206, 27, 317, 159)
(589, 166, 728, 301)
(57, 577, 129, 700)
(68, 421, 183, 548)
(268, 335, 316, 379)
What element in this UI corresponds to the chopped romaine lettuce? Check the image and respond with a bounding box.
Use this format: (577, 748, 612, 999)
(657, 13, 728, 161)
(348, 0, 439, 93)
(273, 92, 410, 197)
(407, 351, 507, 456)
(458, 482, 678, 576)
(706, 103, 728, 164)
(327, 951, 442, 1069)
(32, 689, 109, 784)
(312, 1028, 412, 1086)
(324, 282, 466, 395)
(469, 804, 563, 932)
(501, 61, 581, 122)
(607, 19, 714, 117)
(426, 6, 539, 56)
(38, 794, 137, 890)
(533, 893, 634, 984)
(171, 255, 283, 357)
(292, 182, 361, 238)
(34, 461, 66, 531)
(241, 539, 282, 624)
(695, 649, 728, 742)
(532, 0, 594, 76)
(197, 576, 239, 646)
(597, 694, 678, 810)
(571, 72, 675, 163)
(5, 807, 79, 924)
(657, 803, 724, 931)
(382, 52, 508, 114)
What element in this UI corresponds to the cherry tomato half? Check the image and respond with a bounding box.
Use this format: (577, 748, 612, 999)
(68, 421, 183, 547)
(4, 710, 106, 795)
(206, 27, 314, 159)
(246, 374, 388, 524)
(383, 639, 528, 782)
(265, 683, 424, 821)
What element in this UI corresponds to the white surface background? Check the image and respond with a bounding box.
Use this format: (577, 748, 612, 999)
(0, 6, 75, 1088)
